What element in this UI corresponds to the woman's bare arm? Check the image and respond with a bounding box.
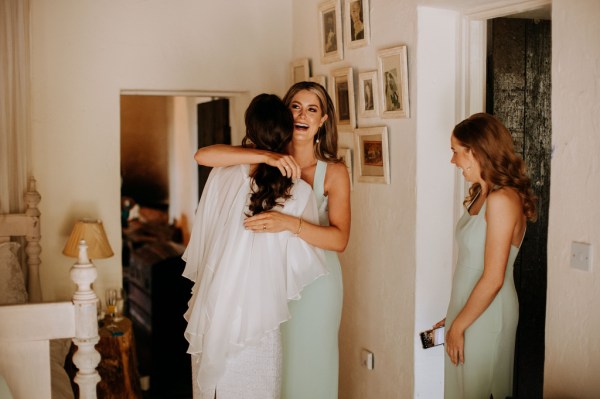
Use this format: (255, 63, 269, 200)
(195, 144, 300, 178)
(244, 162, 351, 252)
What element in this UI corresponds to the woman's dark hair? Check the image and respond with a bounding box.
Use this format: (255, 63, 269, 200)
(453, 113, 537, 221)
(282, 81, 342, 164)
(242, 94, 294, 215)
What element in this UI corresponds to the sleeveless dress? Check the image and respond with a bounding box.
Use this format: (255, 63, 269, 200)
(444, 200, 521, 399)
(281, 160, 344, 399)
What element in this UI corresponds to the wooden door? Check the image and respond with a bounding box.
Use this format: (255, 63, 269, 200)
(487, 17, 551, 399)
(197, 99, 231, 197)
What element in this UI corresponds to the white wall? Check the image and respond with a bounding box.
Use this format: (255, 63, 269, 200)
(29, 0, 292, 300)
(545, 0, 600, 396)
(414, 7, 459, 398)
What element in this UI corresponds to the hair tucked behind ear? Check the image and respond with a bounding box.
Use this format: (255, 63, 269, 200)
(453, 113, 538, 221)
(242, 94, 294, 216)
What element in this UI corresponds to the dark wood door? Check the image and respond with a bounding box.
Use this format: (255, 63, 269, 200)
(487, 17, 551, 399)
(197, 98, 231, 197)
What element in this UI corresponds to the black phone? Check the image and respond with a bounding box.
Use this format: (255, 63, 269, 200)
(419, 326, 445, 349)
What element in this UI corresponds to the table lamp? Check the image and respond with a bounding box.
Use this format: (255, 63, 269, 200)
(63, 219, 114, 259)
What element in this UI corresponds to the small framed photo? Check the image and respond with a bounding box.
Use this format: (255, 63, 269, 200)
(357, 70, 379, 118)
(291, 58, 311, 84)
(377, 45, 410, 118)
(309, 74, 327, 89)
(330, 67, 356, 131)
(337, 147, 354, 190)
(319, 0, 344, 64)
(354, 126, 390, 184)
(344, 0, 370, 49)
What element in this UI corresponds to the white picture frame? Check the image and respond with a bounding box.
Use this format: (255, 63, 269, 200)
(290, 58, 311, 84)
(344, 0, 370, 49)
(319, 0, 344, 64)
(330, 67, 356, 131)
(354, 126, 390, 184)
(309, 74, 327, 89)
(337, 147, 353, 190)
(377, 45, 410, 118)
(357, 70, 379, 118)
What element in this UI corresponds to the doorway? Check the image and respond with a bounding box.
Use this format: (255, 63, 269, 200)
(120, 93, 232, 398)
(486, 15, 551, 399)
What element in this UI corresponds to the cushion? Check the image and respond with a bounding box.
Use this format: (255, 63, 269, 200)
(50, 339, 75, 399)
(0, 242, 28, 305)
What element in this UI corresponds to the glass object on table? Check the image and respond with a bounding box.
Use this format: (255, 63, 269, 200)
(114, 288, 125, 322)
(105, 288, 118, 330)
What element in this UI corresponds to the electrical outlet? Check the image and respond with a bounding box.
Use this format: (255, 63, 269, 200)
(571, 241, 592, 272)
(361, 349, 374, 370)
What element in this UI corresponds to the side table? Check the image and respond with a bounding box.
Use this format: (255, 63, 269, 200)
(66, 316, 142, 399)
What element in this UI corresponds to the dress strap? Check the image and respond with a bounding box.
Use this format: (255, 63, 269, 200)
(313, 160, 327, 199)
(466, 190, 481, 212)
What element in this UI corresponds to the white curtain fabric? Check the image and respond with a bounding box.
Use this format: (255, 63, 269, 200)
(0, 0, 30, 213)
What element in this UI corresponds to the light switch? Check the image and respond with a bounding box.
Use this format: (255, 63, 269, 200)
(571, 241, 592, 272)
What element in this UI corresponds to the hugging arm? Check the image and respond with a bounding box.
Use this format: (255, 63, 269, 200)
(195, 144, 301, 178)
(244, 162, 351, 252)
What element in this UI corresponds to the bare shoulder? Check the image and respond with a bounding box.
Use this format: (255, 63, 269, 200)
(487, 187, 522, 215)
(324, 162, 350, 190)
(325, 161, 350, 180)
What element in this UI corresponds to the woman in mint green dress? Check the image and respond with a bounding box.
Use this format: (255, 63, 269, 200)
(436, 113, 537, 398)
(195, 82, 351, 399)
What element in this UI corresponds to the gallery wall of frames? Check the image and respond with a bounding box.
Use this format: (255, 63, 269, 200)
(289, 0, 409, 186)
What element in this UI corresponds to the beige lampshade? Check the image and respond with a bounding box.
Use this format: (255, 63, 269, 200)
(63, 219, 114, 259)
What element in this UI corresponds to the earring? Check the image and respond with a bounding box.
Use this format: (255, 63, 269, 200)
(316, 137, 320, 144)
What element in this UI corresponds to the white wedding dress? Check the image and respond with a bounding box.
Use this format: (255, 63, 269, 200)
(182, 164, 327, 399)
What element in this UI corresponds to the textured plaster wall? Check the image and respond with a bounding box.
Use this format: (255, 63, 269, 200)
(29, 0, 292, 300)
(544, 0, 600, 396)
(292, 0, 418, 397)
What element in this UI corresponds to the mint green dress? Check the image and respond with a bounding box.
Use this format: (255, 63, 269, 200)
(281, 160, 343, 399)
(445, 200, 520, 399)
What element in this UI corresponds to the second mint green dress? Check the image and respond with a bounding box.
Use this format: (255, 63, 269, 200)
(281, 160, 343, 399)
(444, 200, 520, 399)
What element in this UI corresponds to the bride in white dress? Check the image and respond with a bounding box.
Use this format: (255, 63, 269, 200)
(182, 94, 327, 399)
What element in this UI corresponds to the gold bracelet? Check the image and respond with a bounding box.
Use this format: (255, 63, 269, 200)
(294, 218, 303, 236)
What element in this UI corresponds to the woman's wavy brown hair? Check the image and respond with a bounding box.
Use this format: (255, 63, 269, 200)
(242, 94, 294, 216)
(282, 81, 342, 164)
(453, 113, 537, 221)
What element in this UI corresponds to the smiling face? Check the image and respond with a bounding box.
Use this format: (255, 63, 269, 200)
(288, 89, 328, 144)
(450, 134, 480, 183)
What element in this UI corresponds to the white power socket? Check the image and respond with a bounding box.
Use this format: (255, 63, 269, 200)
(361, 349, 374, 370)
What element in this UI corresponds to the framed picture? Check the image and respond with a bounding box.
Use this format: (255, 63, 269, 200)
(377, 45, 410, 118)
(344, 0, 370, 49)
(330, 67, 356, 131)
(354, 126, 390, 184)
(337, 147, 353, 190)
(357, 70, 379, 118)
(290, 58, 311, 84)
(309, 74, 327, 89)
(319, 0, 344, 64)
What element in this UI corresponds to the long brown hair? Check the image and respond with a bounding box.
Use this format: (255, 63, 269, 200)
(453, 113, 537, 221)
(242, 94, 294, 215)
(282, 81, 342, 164)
